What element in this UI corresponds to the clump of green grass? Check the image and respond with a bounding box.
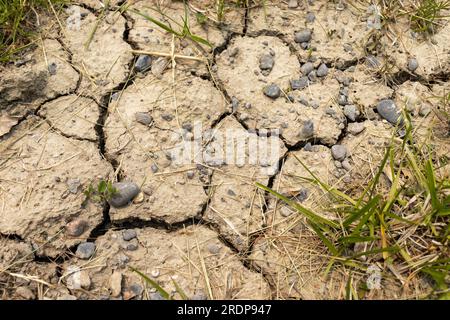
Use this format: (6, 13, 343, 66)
(84, 180, 118, 203)
(0, 0, 66, 62)
(258, 113, 449, 299)
(411, 0, 450, 33)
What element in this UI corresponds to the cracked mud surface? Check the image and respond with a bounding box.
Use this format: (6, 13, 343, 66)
(1, 1, 449, 300)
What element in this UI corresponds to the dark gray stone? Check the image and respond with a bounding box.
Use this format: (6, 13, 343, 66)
(294, 29, 312, 43)
(316, 63, 328, 77)
(231, 96, 239, 112)
(304, 142, 313, 152)
(308, 70, 317, 82)
(301, 120, 314, 137)
(108, 182, 140, 208)
(259, 54, 275, 71)
(376, 99, 401, 124)
(135, 112, 153, 126)
(134, 55, 152, 72)
(48, 62, 57, 75)
(338, 94, 348, 106)
(122, 229, 137, 241)
(76, 242, 96, 259)
(306, 12, 315, 23)
(263, 84, 281, 99)
(331, 145, 347, 161)
(290, 77, 309, 90)
(301, 62, 314, 75)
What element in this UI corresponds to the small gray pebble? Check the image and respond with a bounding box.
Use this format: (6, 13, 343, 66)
(186, 170, 195, 179)
(306, 12, 315, 23)
(294, 29, 312, 43)
(377, 99, 401, 124)
(135, 112, 153, 126)
(48, 62, 57, 75)
(301, 120, 314, 138)
(301, 62, 314, 75)
(108, 182, 140, 208)
(134, 55, 152, 72)
(207, 243, 221, 255)
(308, 70, 317, 82)
(126, 239, 139, 251)
(299, 97, 309, 106)
(76, 242, 96, 259)
(231, 96, 239, 112)
(161, 114, 174, 121)
(338, 94, 348, 106)
(310, 100, 320, 109)
(150, 292, 165, 300)
(316, 64, 328, 77)
(348, 122, 365, 135)
(151, 164, 159, 173)
(263, 83, 281, 99)
(259, 54, 275, 71)
(407, 57, 419, 72)
(331, 145, 347, 161)
(344, 105, 358, 122)
(291, 77, 309, 90)
(122, 229, 137, 241)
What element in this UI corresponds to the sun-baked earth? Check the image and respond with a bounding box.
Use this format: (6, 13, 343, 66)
(0, 0, 449, 300)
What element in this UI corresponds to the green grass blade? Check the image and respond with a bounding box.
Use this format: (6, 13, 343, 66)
(338, 235, 378, 244)
(343, 195, 381, 228)
(256, 182, 339, 229)
(130, 9, 182, 37)
(310, 222, 339, 256)
(130, 267, 171, 300)
(172, 278, 188, 300)
(425, 158, 440, 211)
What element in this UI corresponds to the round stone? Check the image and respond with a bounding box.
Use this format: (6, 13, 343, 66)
(263, 83, 281, 99)
(290, 77, 309, 90)
(66, 219, 88, 237)
(301, 120, 314, 138)
(316, 63, 329, 77)
(301, 62, 314, 75)
(134, 55, 152, 72)
(331, 145, 347, 161)
(122, 229, 137, 241)
(259, 54, 275, 71)
(294, 29, 312, 43)
(135, 112, 153, 126)
(376, 99, 401, 124)
(108, 182, 140, 208)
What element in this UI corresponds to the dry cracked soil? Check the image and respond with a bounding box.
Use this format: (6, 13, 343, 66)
(0, 0, 449, 300)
